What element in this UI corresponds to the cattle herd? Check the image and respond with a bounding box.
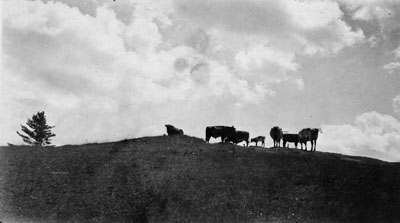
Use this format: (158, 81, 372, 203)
(165, 124, 322, 152)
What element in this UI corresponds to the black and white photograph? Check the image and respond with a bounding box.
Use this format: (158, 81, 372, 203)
(1, 0, 400, 222)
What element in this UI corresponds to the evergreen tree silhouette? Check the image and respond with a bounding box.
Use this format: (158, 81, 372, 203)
(17, 111, 56, 146)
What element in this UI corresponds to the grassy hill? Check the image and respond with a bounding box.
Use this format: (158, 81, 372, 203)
(1, 135, 399, 223)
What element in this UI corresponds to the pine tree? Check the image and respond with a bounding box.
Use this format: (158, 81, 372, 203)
(17, 111, 56, 146)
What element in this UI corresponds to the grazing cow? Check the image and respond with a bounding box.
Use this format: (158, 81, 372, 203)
(251, 136, 265, 147)
(205, 126, 236, 143)
(282, 133, 299, 148)
(225, 130, 250, 147)
(165, 124, 184, 136)
(270, 126, 283, 147)
(298, 128, 321, 151)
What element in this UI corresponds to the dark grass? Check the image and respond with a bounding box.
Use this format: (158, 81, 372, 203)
(1, 135, 400, 222)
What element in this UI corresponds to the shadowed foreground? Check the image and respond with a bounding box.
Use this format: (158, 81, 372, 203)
(1, 135, 399, 223)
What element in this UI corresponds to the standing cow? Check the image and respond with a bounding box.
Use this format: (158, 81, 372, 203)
(225, 130, 250, 147)
(270, 126, 283, 147)
(205, 126, 236, 143)
(298, 128, 321, 151)
(282, 133, 299, 148)
(165, 124, 184, 136)
(251, 136, 265, 147)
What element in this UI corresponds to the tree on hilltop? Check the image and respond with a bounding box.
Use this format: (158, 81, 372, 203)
(17, 111, 56, 146)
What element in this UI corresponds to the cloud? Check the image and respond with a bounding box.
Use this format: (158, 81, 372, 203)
(335, 1, 400, 75)
(1, 0, 378, 148)
(235, 45, 299, 72)
(338, 0, 395, 21)
(173, 0, 365, 56)
(169, 0, 364, 94)
(338, 0, 400, 38)
(319, 111, 400, 162)
(384, 46, 400, 74)
(1, 0, 275, 145)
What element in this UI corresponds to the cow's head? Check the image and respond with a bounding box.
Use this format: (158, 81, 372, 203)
(165, 124, 175, 130)
(298, 128, 311, 139)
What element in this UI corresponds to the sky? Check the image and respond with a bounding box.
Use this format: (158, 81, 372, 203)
(1, 0, 400, 162)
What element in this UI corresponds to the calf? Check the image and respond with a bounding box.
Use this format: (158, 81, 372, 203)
(251, 136, 265, 147)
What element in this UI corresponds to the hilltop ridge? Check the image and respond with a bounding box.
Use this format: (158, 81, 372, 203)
(1, 135, 399, 223)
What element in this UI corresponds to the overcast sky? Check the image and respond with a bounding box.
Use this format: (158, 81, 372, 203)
(1, 0, 400, 161)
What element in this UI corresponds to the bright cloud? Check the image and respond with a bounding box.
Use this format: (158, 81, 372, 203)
(173, 0, 365, 56)
(384, 46, 400, 74)
(1, 0, 278, 145)
(319, 111, 400, 162)
(170, 0, 364, 92)
(235, 45, 298, 72)
(2, 0, 397, 164)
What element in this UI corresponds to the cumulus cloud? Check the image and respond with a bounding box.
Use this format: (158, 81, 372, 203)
(338, 0, 396, 21)
(169, 0, 364, 94)
(338, 0, 400, 39)
(1, 0, 277, 145)
(235, 45, 298, 72)
(173, 0, 364, 56)
(0, 0, 376, 147)
(384, 46, 400, 74)
(319, 111, 400, 162)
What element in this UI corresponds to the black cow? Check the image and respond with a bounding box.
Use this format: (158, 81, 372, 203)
(298, 128, 321, 151)
(282, 133, 299, 148)
(205, 126, 236, 143)
(165, 124, 184, 136)
(251, 136, 265, 147)
(225, 130, 250, 147)
(270, 126, 283, 147)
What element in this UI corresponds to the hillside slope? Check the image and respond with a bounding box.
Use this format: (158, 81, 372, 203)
(1, 135, 400, 223)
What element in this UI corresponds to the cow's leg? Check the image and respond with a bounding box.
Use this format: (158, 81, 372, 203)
(313, 140, 317, 151)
